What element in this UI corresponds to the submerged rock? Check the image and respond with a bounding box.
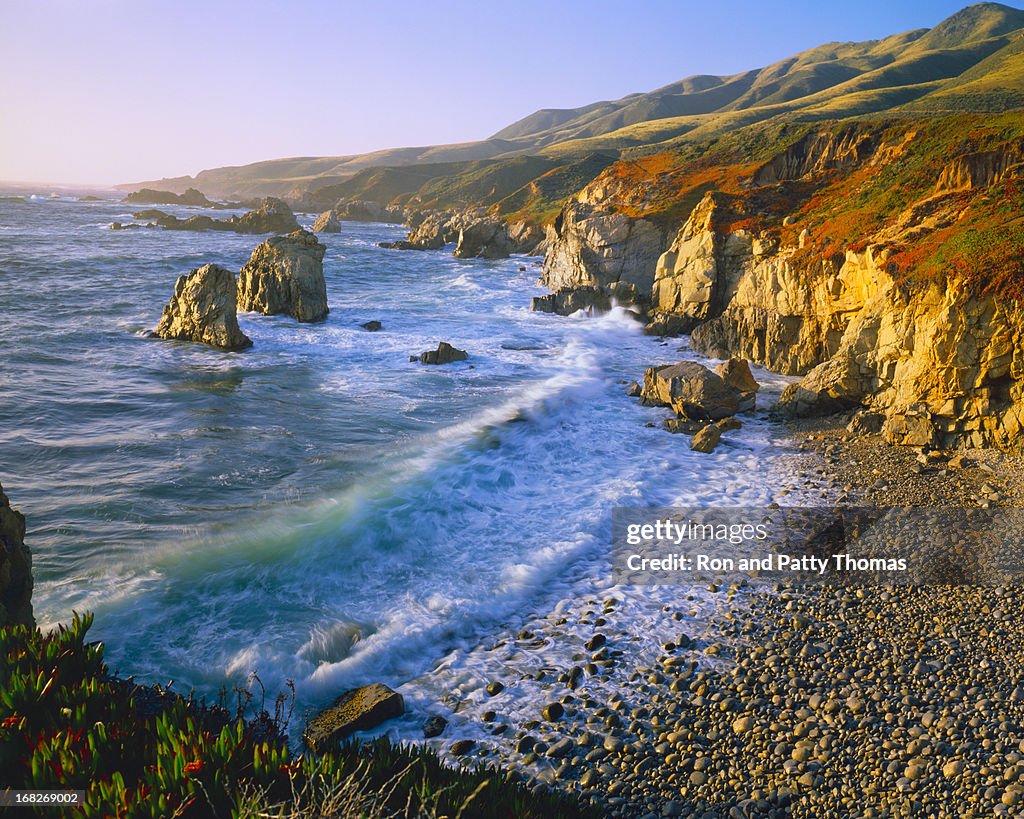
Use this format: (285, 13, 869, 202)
(303, 683, 404, 752)
(237, 229, 328, 323)
(155, 264, 252, 351)
(0, 482, 33, 627)
(360, 320, 382, 331)
(416, 342, 468, 365)
(423, 715, 448, 738)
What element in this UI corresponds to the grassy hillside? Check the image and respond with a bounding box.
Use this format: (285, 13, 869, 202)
(121, 3, 1024, 214)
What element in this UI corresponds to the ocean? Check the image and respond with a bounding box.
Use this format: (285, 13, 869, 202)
(0, 191, 796, 736)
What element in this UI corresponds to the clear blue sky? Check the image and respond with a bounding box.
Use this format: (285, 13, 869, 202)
(0, 0, 1007, 185)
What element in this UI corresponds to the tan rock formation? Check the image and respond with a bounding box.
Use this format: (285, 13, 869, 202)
(312, 210, 341, 233)
(155, 264, 252, 351)
(237, 230, 328, 323)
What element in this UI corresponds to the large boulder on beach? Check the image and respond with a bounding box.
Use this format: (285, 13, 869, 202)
(155, 264, 252, 351)
(232, 197, 300, 234)
(778, 354, 866, 417)
(641, 361, 739, 421)
(312, 210, 341, 233)
(237, 229, 328, 322)
(454, 219, 511, 259)
(0, 482, 33, 627)
(303, 683, 404, 751)
(883, 405, 937, 447)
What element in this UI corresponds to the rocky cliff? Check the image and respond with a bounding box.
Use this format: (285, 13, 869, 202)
(0, 483, 34, 627)
(538, 116, 1024, 450)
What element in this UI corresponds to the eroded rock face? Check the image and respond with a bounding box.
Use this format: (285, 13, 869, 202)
(650, 205, 1024, 449)
(237, 230, 328, 323)
(303, 683, 404, 752)
(454, 219, 511, 259)
(541, 202, 665, 300)
(312, 210, 341, 233)
(641, 361, 740, 422)
(155, 264, 252, 351)
(0, 482, 33, 627)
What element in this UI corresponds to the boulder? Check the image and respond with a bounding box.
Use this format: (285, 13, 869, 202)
(690, 417, 742, 454)
(882, 405, 937, 447)
(715, 358, 759, 412)
(454, 219, 511, 259)
(237, 230, 328, 323)
(232, 197, 300, 234)
(302, 683, 404, 752)
(0, 482, 33, 627)
(360, 320, 382, 332)
(777, 354, 865, 417)
(847, 409, 885, 435)
(641, 361, 740, 421)
(155, 264, 252, 351)
(312, 210, 341, 234)
(416, 342, 468, 365)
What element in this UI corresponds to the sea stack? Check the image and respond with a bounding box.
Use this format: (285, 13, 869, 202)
(155, 264, 253, 351)
(237, 229, 329, 322)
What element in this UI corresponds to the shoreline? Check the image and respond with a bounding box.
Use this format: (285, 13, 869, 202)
(413, 413, 1024, 818)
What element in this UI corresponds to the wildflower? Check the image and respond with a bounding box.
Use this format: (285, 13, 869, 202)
(183, 760, 203, 774)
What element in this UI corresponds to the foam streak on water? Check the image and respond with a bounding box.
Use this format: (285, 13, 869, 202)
(0, 195, 794, 720)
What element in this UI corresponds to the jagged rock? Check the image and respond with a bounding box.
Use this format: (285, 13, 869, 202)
(641, 361, 740, 421)
(330, 200, 405, 223)
(312, 210, 341, 233)
(237, 230, 328, 323)
(360, 320, 382, 331)
(302, 683, 404, 752)
(508, 221, 547, 255)
(778, 354, 866, 417)
(0, 482, 33, 627)
(532, 282, 643, 317)
(144, 197, 299, 234)
(454, 219, 511, 259)
(847, 409, 885, 435)
(155, 264, 252, 351)
(883, 405, 937, 447)
(690, 417, 742, 454)
(625, 381, 642, 397)
(232, 197, 300, 234)
(715, 358, 759, 412)
(133, 209, 171, 220)
(416, 342, 468, 365)
(541, 200, 666, 312)
(663, 418, 706, 435)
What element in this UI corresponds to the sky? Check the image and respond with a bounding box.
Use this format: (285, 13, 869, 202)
(0, 0, 1009, 186)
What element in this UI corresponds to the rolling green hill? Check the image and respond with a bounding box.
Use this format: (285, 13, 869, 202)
(120, 3, 1024, 208)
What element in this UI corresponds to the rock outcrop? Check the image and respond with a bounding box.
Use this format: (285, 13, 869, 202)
(415, 342, 468, 365)
(646, 200, 1024, 449)
(539, 201, 666, 315)
(311, 210, 341, 233)
(232, 198, 301, 234)
(641, 361, 740, 422)
(303, 683, 404, 752)
(0, 482, 33, 627)
(125, 187, 218, 207)
(237, 230, 328, 323)
(155, 265, 253, 351)
(140, 197, 300, 234)
(454, 219, 511, 259)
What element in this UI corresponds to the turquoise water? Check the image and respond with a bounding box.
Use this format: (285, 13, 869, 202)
(0, 193, 786, 717)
